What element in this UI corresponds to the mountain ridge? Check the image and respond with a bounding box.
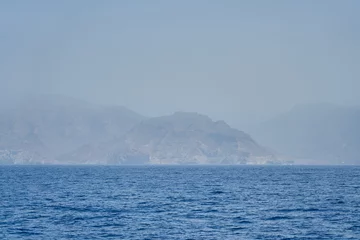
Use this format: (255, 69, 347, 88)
(0, 95, 279, 165)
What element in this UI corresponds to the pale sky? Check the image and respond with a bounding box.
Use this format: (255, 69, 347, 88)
(1, 0, 359, 127)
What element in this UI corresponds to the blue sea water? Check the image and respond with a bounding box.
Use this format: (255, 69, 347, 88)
(1, 165, 360, 239)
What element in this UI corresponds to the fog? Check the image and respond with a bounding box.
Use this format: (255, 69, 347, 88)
(1, 1, 359, 128)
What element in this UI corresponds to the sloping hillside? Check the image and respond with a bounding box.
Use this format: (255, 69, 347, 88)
(0, 95, 144, 164)
(61, 112, 278, 165)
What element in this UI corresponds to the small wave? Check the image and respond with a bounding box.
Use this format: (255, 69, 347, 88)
(347, 225, 360, 231)
(230, 226, 245, 231)
(210, 190, 225, 195)
(51, 205, 96, 213)
(278, 207, 322, 213)
(302, 207, 321, 212)
(265, 216, 294, 221)
(233, 216, 252, 224)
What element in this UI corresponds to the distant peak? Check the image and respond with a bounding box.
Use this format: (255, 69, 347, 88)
(215, 120, 230, 127)
(171, 111, 213, 121)
(172, 111, 200, 116)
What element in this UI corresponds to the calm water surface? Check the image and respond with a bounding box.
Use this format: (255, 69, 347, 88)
(1, 165, 360, 239)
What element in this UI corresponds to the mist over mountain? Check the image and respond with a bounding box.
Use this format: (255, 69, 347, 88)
(61, 112, 277, 165)
(248, 103, 360, 165)
(0, 95, 145, 164)
(3, 95, 360, 165)
(124, 112, 276, 164)
(0, 95, 278, 165)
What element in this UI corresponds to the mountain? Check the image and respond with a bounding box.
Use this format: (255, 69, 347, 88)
(248, 103, 360, 165)
(0, 94, 145, 164)
(0, 95, 279, 165)
(60, 112, 278, 165)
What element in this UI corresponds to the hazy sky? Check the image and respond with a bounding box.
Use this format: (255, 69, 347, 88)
(1, 1, 359, 127)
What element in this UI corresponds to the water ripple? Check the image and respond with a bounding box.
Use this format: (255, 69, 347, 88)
(1, 165, 360, 239)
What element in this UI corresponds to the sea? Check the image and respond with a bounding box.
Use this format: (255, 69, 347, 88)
(1, 165, 360, 239)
